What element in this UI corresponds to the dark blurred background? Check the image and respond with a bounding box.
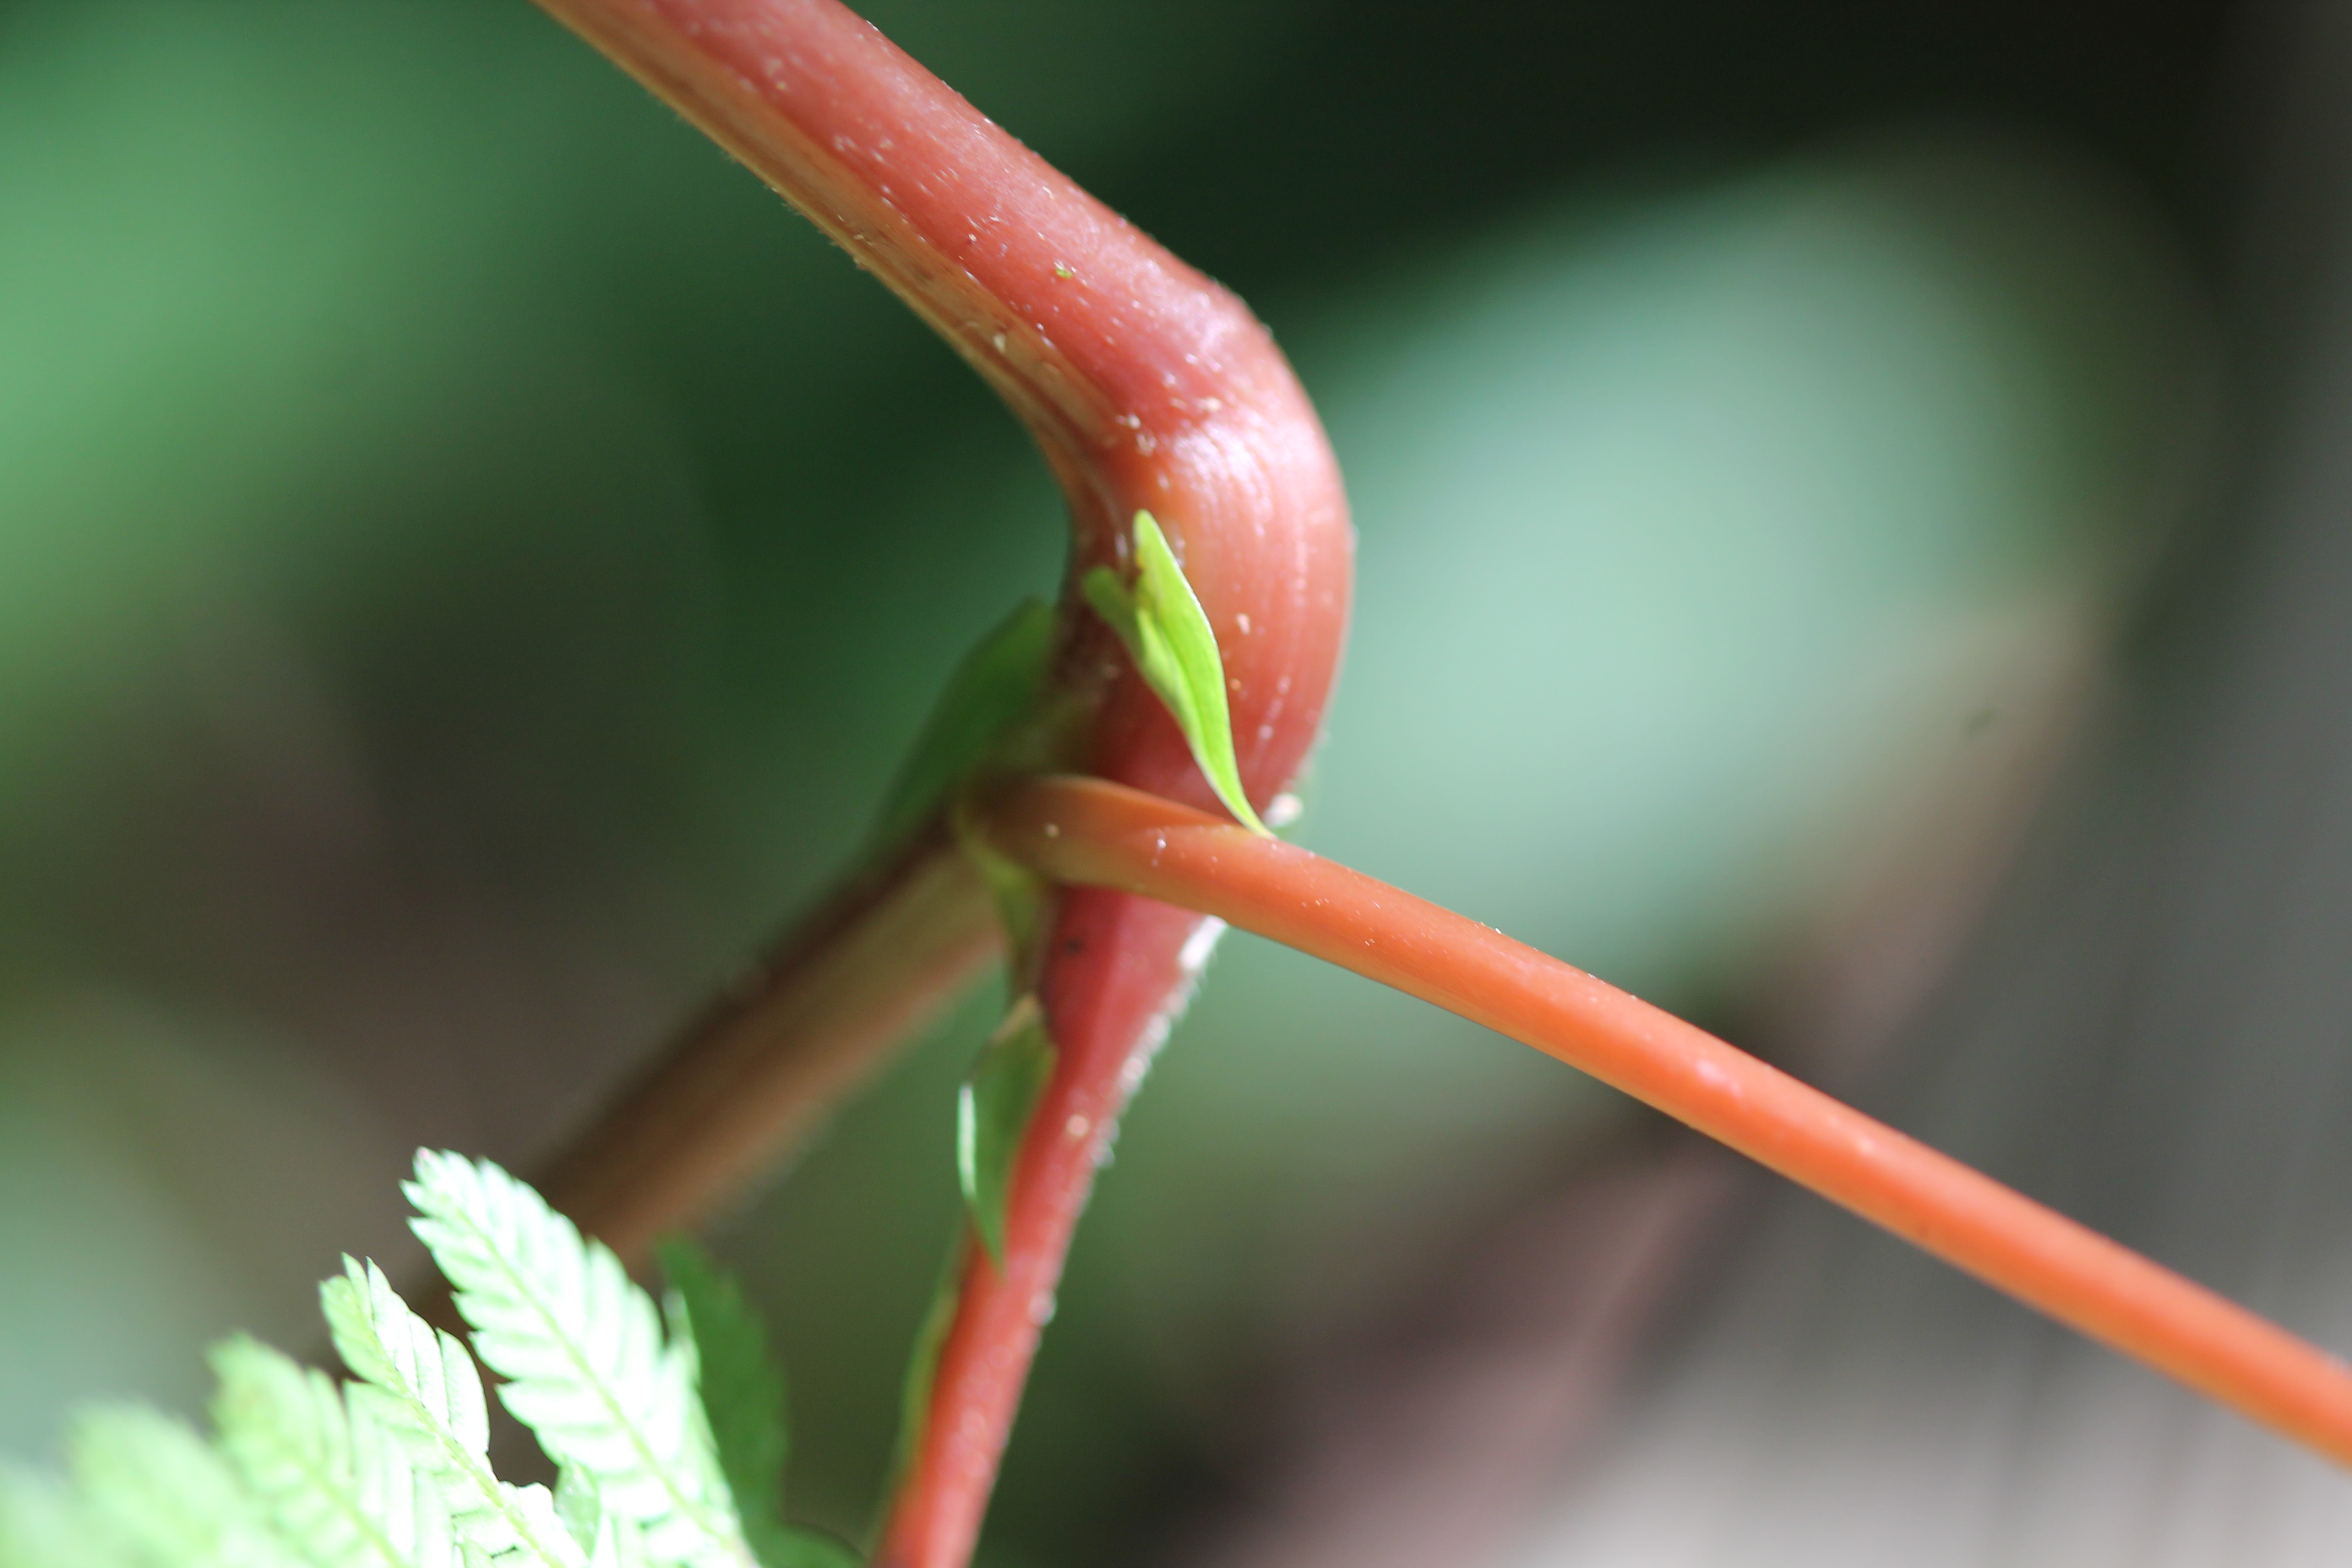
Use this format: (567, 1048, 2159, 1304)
(9, 0, 2352, 1561)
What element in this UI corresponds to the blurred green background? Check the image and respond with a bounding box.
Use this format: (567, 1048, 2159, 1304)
(0, 1, 2238, 1562)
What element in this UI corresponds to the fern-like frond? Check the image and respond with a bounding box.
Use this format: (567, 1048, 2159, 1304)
(404, 1152, 747, 1568)
(209, 1336, 458, 1568)
(323, 1256, 585, 1568)
(66, 1404, 294, 1568)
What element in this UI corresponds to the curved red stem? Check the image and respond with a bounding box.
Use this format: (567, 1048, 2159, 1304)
(983, 775, 2352, 1471)
(525, 4, 1350, 1562)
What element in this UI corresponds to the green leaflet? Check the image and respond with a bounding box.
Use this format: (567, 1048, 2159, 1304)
(656, 1242, 790, 1568)
(864, 598, 1058, 856)
(66, 1407, 289, 1568)
(1081, 512, 1271, 836)
(956, 994, 1058, 1268)
(321, 1256, 585, 1567)
(552, 1467, 602, 1559)
(403, 1151, 749, 1568)
(874, 1244, 962, 1548)
(654, 1241, 858, 1568)
(553, 1468, 652, 1568)
(208, 1337, 452, 1568)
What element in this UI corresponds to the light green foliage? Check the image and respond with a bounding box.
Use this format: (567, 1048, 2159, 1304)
(210, 1337, 458, 1568)
(68, 1404, 296, 1568)
(321, 1256, 585, 1567)
(865, 597, 1059, 855)
(550, 1469, 649, 1568)
(956, 995, 1059, 1267)
(1082, 511, 1271, 836)
(0, 1152, 847, 1568)
(404, 1152, 747, 1568)
(0, 1465, 124, 1568)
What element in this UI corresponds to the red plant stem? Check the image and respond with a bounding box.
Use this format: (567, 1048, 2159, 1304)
(981, 774, 2352, 1469)
(523, 5, 1349, 1564)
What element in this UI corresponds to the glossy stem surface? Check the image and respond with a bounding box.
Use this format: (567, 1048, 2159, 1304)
(524, 5, 1352, 1564)
(984, 774, 2352, 1471)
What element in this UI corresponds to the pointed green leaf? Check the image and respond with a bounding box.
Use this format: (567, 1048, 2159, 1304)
(1083, 513, 1271, 835)
(956, 994, 1058, 1267)
(402, 1151, 749, 1568)
(656, 1243, 792, 1568)
(322, 1256, 584, 1567)
(865, 598, 1058, 854)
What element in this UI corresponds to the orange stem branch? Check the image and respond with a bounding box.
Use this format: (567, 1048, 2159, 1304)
(982, 774, 2352, 1469)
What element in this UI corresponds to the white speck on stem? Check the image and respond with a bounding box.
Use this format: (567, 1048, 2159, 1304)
(1694, 1057, 1740, 1101)
(1178, 917, 1228, 977)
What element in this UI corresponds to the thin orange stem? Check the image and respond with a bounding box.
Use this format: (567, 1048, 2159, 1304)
(983, 774, 2352, 1469)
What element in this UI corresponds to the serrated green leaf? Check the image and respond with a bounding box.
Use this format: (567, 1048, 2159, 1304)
(655, 1243, 791, 1568)
(1082, 512, 1270, 835)
(209, 1336, 454, 1568)
(865, 598, 1058, 854)
(956, 994, 1058, 1267)
(322, 1256, 584, 1568)
(68, 1404, 295, 1568)
(403, 1151, 750, 1568)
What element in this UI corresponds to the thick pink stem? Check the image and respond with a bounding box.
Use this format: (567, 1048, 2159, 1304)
(524, 4, 1352, 1562)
